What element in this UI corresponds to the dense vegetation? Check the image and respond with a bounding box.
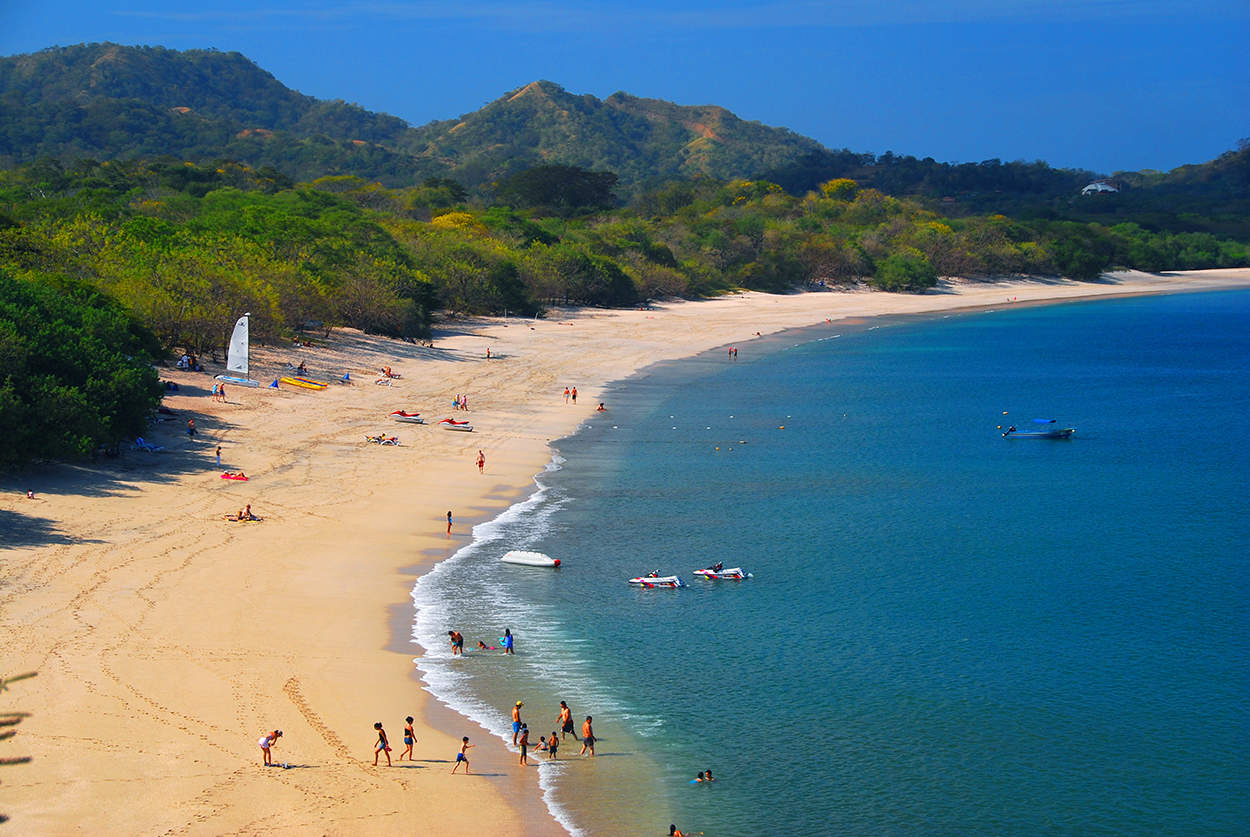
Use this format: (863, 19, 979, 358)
(2, 157, 1245, 358)
(0, 269, 163, 466)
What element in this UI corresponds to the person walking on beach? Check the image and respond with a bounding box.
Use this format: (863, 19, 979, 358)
(218, 382, 226, 402)
(451, 736, 473, 773)
(512, 701, 523, 745)
(477, 450, 485, 473)
(373, 722, 391, 766)
(502, 628, 514, 655)
(401, 716, 416, 760)
(571, 386, 577, 404)
(187, 417, 196, 438)
(215, 445, 221, 467)
(563, 387, 570, 404)
(446, 510, 453, 537)
(448, 630, 464, 656)
(558, 700, 578, 741)
(518, 724, 530, 766)
(258, 729, 282, 766)
(579, 716, 595, 757)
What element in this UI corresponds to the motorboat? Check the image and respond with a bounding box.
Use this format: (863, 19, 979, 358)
(390, 410, 425, 424)
(693, 567, 751, 580)
(439, 418, 474, 432)
(1002, 419, 1074, 439)
(500, 550, 561, 568)
(628, 574, 685, 588)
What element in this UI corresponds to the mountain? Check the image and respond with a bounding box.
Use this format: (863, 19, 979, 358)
(0, 44, 827, 195)
(0, 44, 429, 183)
(405, 80, 828, 192)
(0, 43, 1245, 225)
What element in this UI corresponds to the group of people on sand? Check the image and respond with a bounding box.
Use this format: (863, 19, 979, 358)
(562, 386, 578, 404)
(452, 393, 469, 410)
(210, 382, 228, 402)
(370, 716, 418, 766)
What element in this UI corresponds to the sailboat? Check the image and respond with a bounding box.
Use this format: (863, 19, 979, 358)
(215, 314, 262, 387)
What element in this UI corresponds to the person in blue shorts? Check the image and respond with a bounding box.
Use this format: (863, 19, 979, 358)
(511, 701, 523, 744)
(451, 736, 473, 773)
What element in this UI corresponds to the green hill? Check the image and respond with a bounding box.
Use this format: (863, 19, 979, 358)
(0, 44, 428, 183)
(1, 43, 1245, 230)
(0, 45, 827, 195)
(405, 80, 827, 194)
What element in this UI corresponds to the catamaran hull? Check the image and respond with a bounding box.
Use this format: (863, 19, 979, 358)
(215, 375, 261, 387)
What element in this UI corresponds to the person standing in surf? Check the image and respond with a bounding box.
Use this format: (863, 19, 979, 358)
(558, 700, 578, 741)
(511, 701, 523, 745)
(446, 510, 452, 537)
(518, 724, 530, 766)
(579, 716, 595, 757)
(502, 628, 514, 655)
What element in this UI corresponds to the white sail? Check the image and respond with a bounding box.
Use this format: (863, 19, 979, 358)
(226, 314, 250, 376)
(216, 313, 262, 386)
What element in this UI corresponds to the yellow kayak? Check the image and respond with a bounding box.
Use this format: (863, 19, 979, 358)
(279, 376, 329, 390)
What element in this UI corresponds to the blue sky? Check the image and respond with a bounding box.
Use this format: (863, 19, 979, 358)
(3, 1, 1247, 174)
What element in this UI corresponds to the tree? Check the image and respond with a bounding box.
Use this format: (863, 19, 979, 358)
(494, 165, 619, 216)
(0, 270, 163, 466)
(871, 249, 938, 292)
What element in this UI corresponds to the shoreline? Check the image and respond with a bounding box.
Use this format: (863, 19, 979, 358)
(3, 269, 1249, 834)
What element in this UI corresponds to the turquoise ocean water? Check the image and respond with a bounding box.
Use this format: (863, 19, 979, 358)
(412, 289, 1250, 835)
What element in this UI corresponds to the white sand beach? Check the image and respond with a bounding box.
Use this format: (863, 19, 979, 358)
(2, 269, 1248, 834)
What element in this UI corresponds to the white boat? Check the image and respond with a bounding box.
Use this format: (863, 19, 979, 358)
(693, 567, 752, 580)
(215, 314, 262, 387)
(439, 418, 474, 432)
(628, 574, 685, 588)
(390, 410, 425, 424)
(501, 550, 561, 568)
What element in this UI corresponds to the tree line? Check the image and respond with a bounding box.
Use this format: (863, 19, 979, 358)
(2, 156, 1247, 466)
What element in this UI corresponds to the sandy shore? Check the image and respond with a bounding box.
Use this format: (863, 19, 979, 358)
(3, 268, 1248, 834)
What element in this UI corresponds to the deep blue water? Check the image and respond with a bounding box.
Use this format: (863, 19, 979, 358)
(413, 290, 1250, 836)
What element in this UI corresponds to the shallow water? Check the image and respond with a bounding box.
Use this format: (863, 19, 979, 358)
(414, 290, 1250, 835)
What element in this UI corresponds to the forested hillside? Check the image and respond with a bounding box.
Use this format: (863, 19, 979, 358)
(2, 158, 1244, 360)
(3, 42, 1246, 228)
